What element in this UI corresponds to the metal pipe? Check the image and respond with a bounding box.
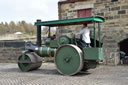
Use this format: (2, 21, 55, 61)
(48, 26, 51, 38)
(98, 23, 101, 47)
(36, 20, 42, 46)
(93, 22, 96, 48)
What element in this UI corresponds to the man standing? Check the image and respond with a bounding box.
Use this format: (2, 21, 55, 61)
(76, 24, 91, 47)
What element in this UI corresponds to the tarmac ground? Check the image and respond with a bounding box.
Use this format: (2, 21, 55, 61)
(0, 63, 128, 85)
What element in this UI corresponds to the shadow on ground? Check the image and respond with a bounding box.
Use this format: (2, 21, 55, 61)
(0, 67, 60, 75)
(0, 67, 91, 76)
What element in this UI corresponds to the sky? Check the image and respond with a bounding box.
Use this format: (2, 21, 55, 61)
(0, 0, 59, 24)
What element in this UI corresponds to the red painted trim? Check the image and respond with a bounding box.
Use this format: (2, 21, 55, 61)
(77, 9, 92, 18)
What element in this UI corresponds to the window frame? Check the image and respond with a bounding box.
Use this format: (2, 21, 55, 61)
(77, 8, 92, 18)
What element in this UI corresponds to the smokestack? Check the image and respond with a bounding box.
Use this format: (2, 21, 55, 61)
(36, 19, 42, 46)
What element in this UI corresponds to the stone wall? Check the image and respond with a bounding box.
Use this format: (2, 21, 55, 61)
(0, 40, 25, 63)
(58, 0, 128, 65)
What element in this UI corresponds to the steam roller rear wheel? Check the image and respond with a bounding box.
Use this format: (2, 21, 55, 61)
(55, 44, 83, 75)
(18, 52, 42, 72)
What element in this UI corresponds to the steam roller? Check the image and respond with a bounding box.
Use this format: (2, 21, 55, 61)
(17, 16, 104, 75)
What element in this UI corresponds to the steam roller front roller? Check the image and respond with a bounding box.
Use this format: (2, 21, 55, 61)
(18, 52, 42, 72)
(55, 44, 83, 75)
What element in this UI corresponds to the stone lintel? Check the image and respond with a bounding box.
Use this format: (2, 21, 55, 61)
(75, 4, 94, 10)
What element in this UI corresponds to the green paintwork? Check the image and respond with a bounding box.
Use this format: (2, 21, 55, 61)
(45, 38, 59, 48)
(69, 38, 75, 44)
(55, 45, 82, 75)
(18, 52, 32, 72)
(50, 40, 59, 48)
(58, 35, 70, 46)
(98, 23, 101, 47)
(38, 46, 56, 57)
(38, 46, 49, 57)
(18, 52, 42, 72)
(35, 16, 104, 26)
(45, 38, 51, 46)
(50, 48, 56, 57)
(83, 48, 104, 60)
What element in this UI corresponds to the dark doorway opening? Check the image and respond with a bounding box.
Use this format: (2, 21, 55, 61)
(119, 39, 128, 64)
(120, 39, 128, 56)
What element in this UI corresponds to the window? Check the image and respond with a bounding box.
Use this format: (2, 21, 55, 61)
(111, 0, 118, 2)
(77, 9, 91, 18)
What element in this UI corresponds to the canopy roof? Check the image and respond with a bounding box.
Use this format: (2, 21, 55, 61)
(35, 16, 104, 27)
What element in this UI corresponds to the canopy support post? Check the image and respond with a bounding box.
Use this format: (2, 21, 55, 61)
(93, 22, 96, 48)
(98, 23, 101, 47)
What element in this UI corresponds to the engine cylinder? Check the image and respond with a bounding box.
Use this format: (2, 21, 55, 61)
(38, 46, 56, 57)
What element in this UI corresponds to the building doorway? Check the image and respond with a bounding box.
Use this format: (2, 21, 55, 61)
(119, 38, 128, 64)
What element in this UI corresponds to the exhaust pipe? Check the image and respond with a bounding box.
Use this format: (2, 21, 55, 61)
(36, 19, 42, 46)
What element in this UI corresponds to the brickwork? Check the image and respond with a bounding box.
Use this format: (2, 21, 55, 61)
(0, 40, 25, 63)
(58, 0, 128, 65)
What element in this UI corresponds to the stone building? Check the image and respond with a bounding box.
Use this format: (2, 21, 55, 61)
(58, 0, 128, 65)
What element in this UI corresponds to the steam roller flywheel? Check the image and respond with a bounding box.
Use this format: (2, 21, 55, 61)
(57, 35, 70, 46)
(55, 44, 83, 75)
(18, 52, 42, 72)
